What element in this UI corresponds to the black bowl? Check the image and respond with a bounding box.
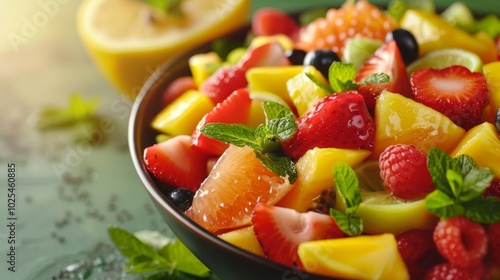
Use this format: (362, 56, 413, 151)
(128, 25, 338, 280)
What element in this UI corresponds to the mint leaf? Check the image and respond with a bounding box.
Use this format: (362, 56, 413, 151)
(463, 196, 500, 223)
(266, 118, 297, 142)
(262, 101, 295, 122)
(305, 72, 334, 93)
(359, 73, 390, 85)
(254, 124, 281, 153)
(200, 123, 260, 150)
(329, 208, 363, 236)
(328, 62, 357, 93)
(425, 190, 465, 218)
(446, 169, 463, 198)
(461, 168, 494, 202)
(160, 240, 210, 277)
(454, 154, 477, 177)
(427, 148, 460, 197)
(254, 152, 297, 183)
(333, 162, 362, 212)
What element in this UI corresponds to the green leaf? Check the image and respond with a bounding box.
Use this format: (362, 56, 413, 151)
(329, 208, 363, 236)
(262, 101, 295, 122)
(476, 14, 500, 39)
(328, 62, 357, 93)
(200, 123, 260, 150)
(446, 169, 463, 198)
(254, 124, 281, 153)
(425, 190, 464, 218)
(333, 162, 362, 210)
(463, 196, 500, 224)
(454, 154, 477, 177)
(160, 240, 210, 278)
(305, 72, 333, 93)
(358, 73, 390, 85)
(126, 255, 165, 273)
(254, 152, 297, 184)
(461, 167, 494, 202)
(143, 0, 183, 16)
(427, 148, 460, 197)
(266, 118, 297, 142)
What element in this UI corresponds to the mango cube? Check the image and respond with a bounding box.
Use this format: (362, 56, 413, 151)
(483, 61, 500, 122)
(188, 52, 222, 87)
(218, 226, 265, 257)
(287, 65, 330, 116)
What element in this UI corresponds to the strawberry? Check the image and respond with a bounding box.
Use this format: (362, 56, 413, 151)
(192, 88, 252, 156)
(161, 76, 197, 108)
(379, 144, 434, 200)
(483, 181, 500, 198)
(251, 203, 344, 268)
(237, 42, 291, 70)
(251, 8, 300, 40)
(433, 216, 488, 269)
(282, 91, 375, 160)
(487, 222, 500, 267)
(410, 65, 488, 130)
(144, 135, 208, 192)
(355, 40, 413, 114)
(200, 65, 247, 104)
(296, 0, 397, 56)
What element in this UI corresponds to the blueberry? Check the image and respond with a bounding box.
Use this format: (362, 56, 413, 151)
(303, 50, 341, 79)
(285, 49, 307, 65)
(168, 188, 194, 211)
(496, 108, 500, 133)
(386, 28, 419, 65)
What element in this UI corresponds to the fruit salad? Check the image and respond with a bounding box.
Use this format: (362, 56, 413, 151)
(141, 0, 500, 279)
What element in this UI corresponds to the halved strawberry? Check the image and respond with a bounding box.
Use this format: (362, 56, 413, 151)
(237, 42, 291, 70)
(251, 8, 300, 40)
(410, 65, 488, 130)
(282, 91, 375, 160)
(144, 135, 208, 192)
(251, 203, 344, 268)
(192, 88, 252, 156)
(355, 40, 413, 114)
(200, 65, 247, 104)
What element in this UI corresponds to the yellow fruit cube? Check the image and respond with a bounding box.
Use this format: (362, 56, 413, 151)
(373, 91, 466, 158)
(483, 61, 500, 122)
(246, 66, 304, 107)
(277, 147, 371, 212)
(249, 34, 295, 50)
(151, 90, 214, 136)
(298, 234, 409, 280)
(218, 226, 265, 257)
(451, 122, 500, 179)
(188, 52, 223, 87)
(247, 91, 290, 128)
(287, 66, 330, 116)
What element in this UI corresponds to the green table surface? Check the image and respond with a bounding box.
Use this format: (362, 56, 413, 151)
(0, 1, 498, 279)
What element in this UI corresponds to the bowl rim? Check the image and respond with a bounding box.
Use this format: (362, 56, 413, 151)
(127, 38, 305, 277)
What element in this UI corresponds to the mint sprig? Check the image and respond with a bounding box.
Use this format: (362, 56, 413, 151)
(329, 162, 363, 236)
(425, 148, 500, 223)
(306, 61, 389, 93)
(108, 227, 213, 279)
(200, 101, 298, 183)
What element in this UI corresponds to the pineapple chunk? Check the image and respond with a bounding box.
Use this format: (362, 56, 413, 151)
(451, 122, 500, 179)
(373, 91, 465, 158)
(218, 226, 265, 257)
(287, 65, 330, 116)
(483, 61, 500, 122)
(151, 90, 214, 136)
(277, 147, 371, 212)
(188, 52, 222, 87)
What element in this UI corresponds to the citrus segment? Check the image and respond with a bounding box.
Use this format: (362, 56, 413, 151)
(77, 0, 250, 97)
(185, 145, 294, 232)
(298, 234, 410, 280)
(335, 161, 437, 234)
(407, 48, 483, 74)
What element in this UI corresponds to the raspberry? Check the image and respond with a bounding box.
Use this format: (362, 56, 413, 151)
(424, 262, 490, 280)
(483, 181, 500, 198)
(379, 144, 434, 200)
(396, 229, 443, 279)
(433, 216, 488, 269)
(487, 222, 500, 267)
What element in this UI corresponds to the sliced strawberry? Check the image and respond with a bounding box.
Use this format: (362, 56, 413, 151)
(192, 88, 252, 156)
(144, 135, 208, 192)
(251, 203, 344, 268)
(251, 8, 300, 40)
(411, 65, 488, 130)
(161, 76, 197, 108)
(282, 91, 375, 160)
(200, 65, 247, 104)
(355, 40, 413, 114)
(237, 42, 291, 70)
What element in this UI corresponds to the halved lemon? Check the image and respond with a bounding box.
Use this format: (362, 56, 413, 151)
(407, 48, 483, 74)
(335, 161, 437, 234)
(77, 0, 250, 98)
